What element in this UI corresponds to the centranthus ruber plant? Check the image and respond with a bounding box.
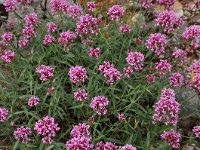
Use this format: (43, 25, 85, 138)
(0, 0, 200, 149)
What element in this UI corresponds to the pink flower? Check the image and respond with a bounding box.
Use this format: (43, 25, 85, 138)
(107, 5, 125, 21)
(82, 39, 93, 46)
(146, 74, 156, 84)
(47, 22, 58, 33)
(146, 33, 167, 56)
(22, 25, 37, 39)
(89, 47, 101, 59)
(47, 87, 55, 95)
(153, 88, 180, 125)
(193, 126, 200, 138)
(18, 39, 29, 48)
(1, 32, 13, 42)
(88, 116, 95, 124)
(188, 61, 200, 74)
(58, 31, 76, 47)
(161, 129, 181, 149)
(4, 0, 16, 12)
(34, 116, 60, 144)
(87, 1, 96, 12)
(67, 5, 82, 19)
(119, 24, 131, 33)
(24, 13, 40, 27)
(49, 0, 68, 12)
(68, 66, 88, 84)
(1, 50, 15, 63)
(172, 49, 187, 64)
(76, 14, 100, 37)
(188, 73, 200, 92)
(140, 0, 153, 9)
(98, 61, 114, 73)
(96, 141, 118, 150)
(0, 108, 8, 122)
(169, 73, 184, 88)
(123, 66, 134, 78)
(156, 11, 183, 33)
(119, 144, 137, 150)
(66, 136, 93, 150)
(28, 96, 40, 107)
(43, 34, 55, 46)
(157, 0, 176, 6)
(70, 123, 91, 138)
(155, 59, 171, 72)
(35, 65, 54, 81)
(118, 113, 125, 121)
(14, 126, 31, 143)
(90, 96, 109, 115)
(74, 89, 88, 102)
(126, 50, 144, 71)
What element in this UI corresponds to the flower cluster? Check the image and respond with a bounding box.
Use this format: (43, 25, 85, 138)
(140, 0, 153, 9)
(66, 123, 93, 150)
(172, 49, 187, 64)
(119, 144, 137, 150)
(76, 14, 100, 37)
(14, 126, 32, 143)
(28, 96, 40, 107)
(123, 66, 134, 78)
(119, 24, 131, 33)
(99, 61, 121, 85)
(126, 50, 144, 71)
(34, 116, 60, 144)
(35, 65, 54, 81)
(1, 50, 15, 63)
(43, 34, 55, 46)
(155, 59, 171, 73)
(4, 0, 16, 12)
(161, 129, 181, 149)
(18, 39, 29, 48)
(47, 22, 58, 33)
(24, 13, 40, 27)
(169, 73, 184, 88)
(74, 89, 88, 102)
(146, 33, 167, 56)
(156, 11, 183, 33)
(192, 126, 200, 138)
(89, 47, 101, 59)
(68, 66, 88, 84)
(0, 108, 8, 122)
(67, 5, 82, 19)
(1, 32, 13, 42)
(118, 113, 125, 121)
(96, 141, 118, 150)
(87, 1, 96, 12)
(90, 96, 109, 115)
(157, 0, 176, 6)
(146, 74, 156, 84)
(58, 31, 76, 47)
(49, 0, 68, 12)
(107, 5, 125, 21)
(22, 25, 37, 39)
(152, 88, 180, 125)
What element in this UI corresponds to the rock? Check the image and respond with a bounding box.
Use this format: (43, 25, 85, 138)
(190, 14, 200, 23)
(173, 0, 184, 17)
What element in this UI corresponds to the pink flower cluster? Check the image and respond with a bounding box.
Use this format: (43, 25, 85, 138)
(74, 89, 88, 102)
(161, 129, 181, 149)
(76, 14, 100, 37)
(126, 50, 144, 71)
(24, 13, 40, 27)
(155, 59, 171, 73)
(172, 49, 187, 64)
(22, 25, 37, 39)
(67, 5, 82, 19)
(146, 33, 167, 56)
(96, 141, 118, 150)
(118, 113, 125, 121)
(68, 66, 88, 84)
(119, 24, 131, 33)
(99, 61, 121, 85)
(157, 0, 176, 6)
(90, 96, 109, 115)
(1, 32, 13, 42)
(28, 96, 40, 107)
(34, 116, 60, 144)
(156, 11, 183, 33)
(0, 107, 8, 122)
(87, 1, 96, 12)
(107, 5, 125, 21)
(119, 144, 137, 150)
(89, 47, 101, 59)
(58, 31, 76, 47)
(123, 66, 134, 78)
(49, 0, 69, 12)
(152, 88, 180, 125)
(1, 50, 15, 63)
(169, 73, 184, 88)
(35, 65, 54, 81)
(140, 0, 153, 9)
(18, 39, 29, 48)
(47, 22, 58, 33)
(146, 74, 156, 84)
(14, 126, 31, 143)
(182, 25, 200, 49)
(188, 61, 200, 74)
(4, 0, 16, 12)
(66, 123, 93, 150)
(193, 126, 200, 138)
(43, 34, 55, 46)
